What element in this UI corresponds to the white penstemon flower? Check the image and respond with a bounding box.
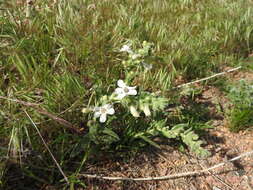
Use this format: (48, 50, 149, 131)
(93, 104, 115, 123)
(120, 45, 133, 54)
(115, 80, 137, 100)
(141, 62, 153, 70)
(130, 53, 141, 60)
(120, 44, 141, 59)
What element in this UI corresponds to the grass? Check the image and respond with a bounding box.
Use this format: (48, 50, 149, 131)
(226, 80, 253, 132)
(1, 0, 253, 189)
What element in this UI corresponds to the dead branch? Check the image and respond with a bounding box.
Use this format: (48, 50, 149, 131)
(24, 110, 70, 185)
(0, 96, 82, 134)
(174, 66, 241, 89)
(79, 149, 253, 181)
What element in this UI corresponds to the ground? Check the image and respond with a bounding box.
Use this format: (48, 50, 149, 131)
(77, 69, 253, 190)
(1, 1, 253, 189)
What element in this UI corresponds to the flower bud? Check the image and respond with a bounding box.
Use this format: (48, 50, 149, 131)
(130, 105, 140, 117)
(81, 107, 92, 113)
(143, 104, 151, 116)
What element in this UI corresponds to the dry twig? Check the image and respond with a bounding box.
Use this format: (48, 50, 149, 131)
(198, 163, 235, 190)
(24, 110, 70, 185)
(0, 96, 82, 134)
(174, 66, 241, 89)
(79, 150, 253, 181)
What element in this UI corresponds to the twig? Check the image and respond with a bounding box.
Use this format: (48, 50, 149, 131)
(0, 96, 82, 134)
(235, 166, 253, 189)
(245, 176, 253, 190)
(199, 163, 235, 190)
(34, 96, 83, 125)
(79, 149, 253, 181)
(0, 96, 40, 107)
(174, 66, 241, 89)
(24, 110, 70, 185)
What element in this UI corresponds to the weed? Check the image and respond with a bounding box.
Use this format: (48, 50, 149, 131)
(226, 80, 253, 132)
(0, 0, 253, 188)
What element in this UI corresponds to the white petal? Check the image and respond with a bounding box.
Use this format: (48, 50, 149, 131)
(103, 104, 111, 109)
(120, 45, 133, 54)
(127, 89, 137, 96)
(107, 108, 115, 115)
(94, 111, 101, 118)
(99, 114, 107, 123)
(131, 53, 141, 59)
(93, 107, 100, 112)
(115, 87, 124, 94)
(103, 104, 113, 109)
(142, 62, 153, 70)
(120, 45, 130, 52)
(117, 80, 126, 88)
(116, 93, 126, 100)
(127, 86, 136, 90)
(127, 50, 133, 54)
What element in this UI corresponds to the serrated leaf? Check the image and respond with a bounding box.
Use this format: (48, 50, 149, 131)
(157, 124, 186, 138)
(180, 130, 210, 158)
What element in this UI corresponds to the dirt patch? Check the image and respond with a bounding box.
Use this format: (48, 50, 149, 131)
(82, 125, 253, 190)
(80, 69, 253, 190)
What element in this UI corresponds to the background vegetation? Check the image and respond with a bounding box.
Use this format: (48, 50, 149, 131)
(0, 0, 253, 189)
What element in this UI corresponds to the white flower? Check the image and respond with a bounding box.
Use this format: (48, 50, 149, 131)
(130, 53, 141, 60)
(141, 62, 153, 70)
(115, 80, 137, 99)
(120, 45, 133, 54)
(94, 104, 115, 123)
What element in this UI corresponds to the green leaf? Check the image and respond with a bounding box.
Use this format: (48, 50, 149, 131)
(70, 136, 90, 158)
(180, 130, 210, 158)
(157, 124, 187, 138)
(138, 135, 160, 149)
(102, 128, 120, 141)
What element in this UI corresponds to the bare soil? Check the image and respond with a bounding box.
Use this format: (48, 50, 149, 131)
(80, 69, 253, 190)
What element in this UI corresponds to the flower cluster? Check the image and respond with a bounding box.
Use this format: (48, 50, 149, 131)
(92, 80, 137, 123)
(120, 44, 153, 70)
(83, 43, 153, 123)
